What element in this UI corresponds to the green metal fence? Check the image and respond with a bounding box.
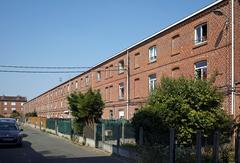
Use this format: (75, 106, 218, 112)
(58, 119, 72, 135)
(46, 118, 56, 130)
(97, 119, 135, 145)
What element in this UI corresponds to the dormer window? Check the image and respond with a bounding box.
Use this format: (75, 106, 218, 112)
(149, 46, 157, 62)
(194, 23, 207, 45)
(118, 60, 125, 74)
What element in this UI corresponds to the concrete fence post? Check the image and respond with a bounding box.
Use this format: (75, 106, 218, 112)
(55, 119, 58, 135)
(196, 130, 201, 163)
(116, 124, 121, 154)
(169, 128, 175, 163)
(94, 123, 97, 148)
(102, 123, 105, 143)
(213, 131, 219, 163)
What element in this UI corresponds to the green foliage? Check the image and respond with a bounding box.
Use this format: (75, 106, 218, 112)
(0, 114, 5, 118)
(68, 89, 105, 127)
(72, 119, 84, 135)
(25, 111, 37, 117)
(132, 77, 233, 144)
(10, 110, 21, 118)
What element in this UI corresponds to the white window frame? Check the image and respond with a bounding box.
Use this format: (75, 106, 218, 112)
(149, 46, 157, 62)
(11, 102, 16, 106)
(118, 60, 125, 74)
(194, 23, 207, 45)
(75, 81, 78, 89)
(194, 61, 207, 80)
(96, 71, 101, 81)
(119, 110, 125, 119)
(21, 102, 24, 106)
(119, 82, 124, 99)
(4, 108, 7, 111)
(11, 108, 16, 111)
(149, 74, 157, 93)
(4, 102, 7, 105)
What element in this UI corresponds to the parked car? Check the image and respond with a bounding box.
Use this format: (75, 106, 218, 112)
(0, 119, 23, 147)
(0, 118, 16, 123)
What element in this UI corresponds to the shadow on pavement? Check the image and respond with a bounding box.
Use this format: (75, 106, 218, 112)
(0, 141, 130, 163)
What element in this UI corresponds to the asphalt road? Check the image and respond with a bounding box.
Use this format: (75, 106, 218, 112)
(0, 126, 133, 163)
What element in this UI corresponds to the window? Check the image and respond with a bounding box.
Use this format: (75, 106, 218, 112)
(80, 78, 83, 87)
(4, 102, 7, 105)
(109, 85, 113, 101)
(119, 110, 125, 119)
(195, 61, 207, 80)
(172, 35, 180, 55)
(109, 110, 113, 119)
(119, 82, 124, 99)
(11, 102, 16, 106)
(75, 81, 78, 89)
(149, 74, 157, 93)
(194, 24, 207, 44)
(85, 76, 89, 86)
(96, 71, 101, 81)
(4, 108, 7, 111)
(172, 67, 180, 78)
(21, 102, 24, 106)
(105, 67, 109, 79)
(109, 65, 113, 77)
(134, 78, 140, 98)
(134, 53, 140, 69)
(67, 85, 70, 92)
(149, 46, 157, 62)
(105, 87, 109, 101)
(118, 60, 125, 74)
(11, 108, 16, 111)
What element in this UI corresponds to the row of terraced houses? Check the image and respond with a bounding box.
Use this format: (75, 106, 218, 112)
(24, 0, 240, 120)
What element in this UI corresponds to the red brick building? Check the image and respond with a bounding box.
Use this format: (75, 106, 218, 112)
(24, 0, 240, 120)
(0, 96, 27, 117)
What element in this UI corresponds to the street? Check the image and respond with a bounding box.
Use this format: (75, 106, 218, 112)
(0, 126, 133, 163)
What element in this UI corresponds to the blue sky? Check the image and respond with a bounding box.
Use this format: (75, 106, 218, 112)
(0, 0, 214, 100)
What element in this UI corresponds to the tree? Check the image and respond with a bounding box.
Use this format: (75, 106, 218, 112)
(68, 89, 105, 127)
(132, 77, 233, 144)
(10, 110, 21, 118)
(25, 111, 37, 117)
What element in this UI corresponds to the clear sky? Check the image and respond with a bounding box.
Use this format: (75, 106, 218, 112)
(0, 0, 214, 100)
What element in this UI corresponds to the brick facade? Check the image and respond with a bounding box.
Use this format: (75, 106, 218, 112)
(0, 96, 27, 117)
(24, 0, 240, 120)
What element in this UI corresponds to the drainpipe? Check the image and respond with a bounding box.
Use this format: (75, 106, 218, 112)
(126, 49, 130, 120)
(231, 0, 235, 117)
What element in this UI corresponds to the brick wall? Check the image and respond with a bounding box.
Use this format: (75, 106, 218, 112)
(24, 0, 239, 120)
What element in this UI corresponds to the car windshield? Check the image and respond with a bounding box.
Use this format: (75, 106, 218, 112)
(0, 122, 18, 131)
